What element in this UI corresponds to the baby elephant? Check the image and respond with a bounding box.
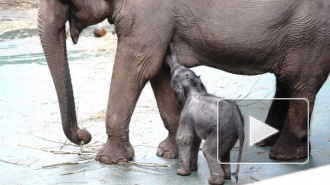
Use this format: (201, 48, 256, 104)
(166, 44, 244, 185)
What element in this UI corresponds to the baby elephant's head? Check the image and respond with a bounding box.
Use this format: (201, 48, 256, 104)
(166, 43, 207, 104)
(171, 68, 202, 91)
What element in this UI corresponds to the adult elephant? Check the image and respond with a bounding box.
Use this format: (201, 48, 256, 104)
(38, 0, 330, 163)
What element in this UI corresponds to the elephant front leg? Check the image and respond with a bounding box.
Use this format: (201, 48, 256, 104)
(96, 63, 142, 163)
(96, 42, 165, 164)
(150, 64, 182, 159)
(176, 123, 194, 176)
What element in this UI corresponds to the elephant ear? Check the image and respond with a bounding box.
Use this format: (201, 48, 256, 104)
(175, 84, 186, 105)
(198, 76, 207, 93)
(193, 75, 207, 93)
(201, 83, 207, 93)
(68, 0, 112, 44)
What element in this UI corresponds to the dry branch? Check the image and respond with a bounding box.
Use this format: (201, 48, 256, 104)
(18, 143, 95, 155)
(61, 168, 87, 175)
(42, 159, 94, 168)
(250, 175, 260, 181)
(0, 158, 23, 166)
(128, 161, 170, 168)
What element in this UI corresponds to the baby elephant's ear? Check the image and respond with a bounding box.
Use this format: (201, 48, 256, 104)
(196, 77, 207, 92)
(175, 84, 184, 94)
(201, 83, 207, 93)
(175, 84, 186, 104)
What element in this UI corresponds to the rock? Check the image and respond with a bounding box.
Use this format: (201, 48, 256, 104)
(93, 27, 107, 37)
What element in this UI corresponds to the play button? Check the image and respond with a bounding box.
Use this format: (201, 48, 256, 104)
(217, 99, 308, 164)
(249, 116, 279, 146)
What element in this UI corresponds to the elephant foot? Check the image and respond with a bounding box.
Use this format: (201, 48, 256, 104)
(156, 136, 178, 158)
(256, 133, 280, 147)
(224, 174, 231, 180)
(208, 176, 225, 185)
(190, 161, 198, 171)
(223, 169, 231, 180)
(177, 167, 191, 176)
(96, 137, 135, 164)
(269, 132, 308, 161)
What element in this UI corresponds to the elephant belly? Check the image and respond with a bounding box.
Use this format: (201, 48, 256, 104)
(172, 17, 274, 75)
(171, 0, 307, 75)
(172, 39, 272, 75)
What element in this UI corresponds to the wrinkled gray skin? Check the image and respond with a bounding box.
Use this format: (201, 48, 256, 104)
(167, 44, 244, 185)
(38, 0, 330, 164)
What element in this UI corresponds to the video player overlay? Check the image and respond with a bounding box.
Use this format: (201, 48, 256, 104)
(217, 98, 309, 165)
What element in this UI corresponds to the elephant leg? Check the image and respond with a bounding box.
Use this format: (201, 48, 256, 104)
(150, 64, 182, 159)
(203, 131, 225, 185)
(269, 58, 329, 160)
(256, 79, 290, 147)
(96, 40, 169, 164)
(221, 151, 231, 180)
(189, 134, 201, 171)
(176, 121, 194, 176)
(269, 94, 310, 160)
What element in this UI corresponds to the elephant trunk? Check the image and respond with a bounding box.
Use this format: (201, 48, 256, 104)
(38, 0, 91, 145)
(168, 43, 181, 69)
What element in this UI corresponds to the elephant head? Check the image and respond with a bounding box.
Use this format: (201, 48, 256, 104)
(166, 44, 207, 105)
(38, 0, 115, 144)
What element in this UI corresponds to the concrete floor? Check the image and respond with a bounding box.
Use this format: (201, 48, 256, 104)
(0, 26, 329, 185)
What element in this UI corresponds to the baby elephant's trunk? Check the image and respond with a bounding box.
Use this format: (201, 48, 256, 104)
(232, 108, 245, 183)
(166, 43, 181, 68)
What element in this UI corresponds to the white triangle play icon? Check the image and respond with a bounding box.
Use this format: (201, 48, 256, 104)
(249, 116, 279, 146)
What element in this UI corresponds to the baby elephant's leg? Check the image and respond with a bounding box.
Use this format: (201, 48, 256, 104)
(220, 131, 239, 181)
(221, 151, 231, 180)
(190, 136, 201, 171)
(202, 131, 224, 185)
(176, 123, 194, 176)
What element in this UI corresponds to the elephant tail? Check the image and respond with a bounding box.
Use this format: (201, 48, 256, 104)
(232, 106, 245, 183)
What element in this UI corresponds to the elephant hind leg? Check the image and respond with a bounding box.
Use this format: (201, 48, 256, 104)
(269, 56, 329, 160)
(269, 95, 310, 160)
(189, 133, 202, 171)
(221, 151, 231, 180)
(256, 79, 290, 147)
(151, 64, 182, 159)
(203, 131, 225, 185)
